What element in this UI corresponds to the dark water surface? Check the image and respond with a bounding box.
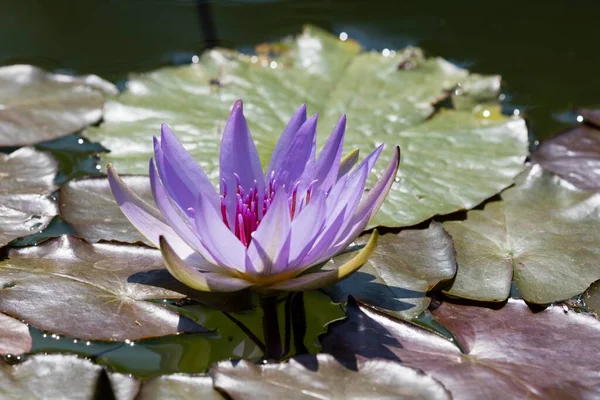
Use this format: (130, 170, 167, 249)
(1, 0, 599, 141)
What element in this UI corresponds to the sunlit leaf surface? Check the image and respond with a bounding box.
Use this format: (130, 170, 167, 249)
(0, 313, 31, 356)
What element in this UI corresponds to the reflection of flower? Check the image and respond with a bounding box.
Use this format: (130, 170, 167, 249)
(109, 100, 399, 292)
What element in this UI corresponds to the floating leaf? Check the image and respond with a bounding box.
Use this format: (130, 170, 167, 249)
(212, 353, 450, 400)
(0, 65, 117, 146)
(532, 108, 600, 191)
(0, 147, 58, 247)
(138, 374, 224, 400)
(0, 354, 137, 400)
(322, 298, 600, 399)
(584, 280, 600, 315)
(85, 26, 528, 227)
(324, 221, 456, 319)
(60, 176, 153, 245)
(0, 313, 31, 356)
(0, 236, 207, 341)
(443, 165, 600, 303)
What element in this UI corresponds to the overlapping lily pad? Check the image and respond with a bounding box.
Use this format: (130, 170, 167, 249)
(532, 108, 600, 191)
(85, 26, 528, 227)
(443, 165, 600, 303)
(0, 235, 207, 341)
(0, 313, 31, 356)
(324, 222, 456, 319)
(0, 65, 117, 146)
(0, 147, 58, 247)
(0, 354, 138, 400)
(138, 375, 223, 400)
(60, 176, 154, 245)
(322, 298, 600, 399)
(212, 354, 451, 400)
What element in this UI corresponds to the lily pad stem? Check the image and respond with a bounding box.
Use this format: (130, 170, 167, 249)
(260, 294, 282, 361)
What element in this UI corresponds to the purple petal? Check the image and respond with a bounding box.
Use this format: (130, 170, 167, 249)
(219, 100, 265, 195)
(313, 115, 346, 193)
(107, 164, 194, 259)
(149, 158, 218, 265)
(265, 230, 378, 291)
(338, 149, 359, 179)
(157, 124, 219, 212)
(267, 104, 307, 177)
(287, 193, 327, 269)
(272, 114, 318, 191)
(247, 190, 292, 276)
(160, 236, 253, 292)
(193, 190, 249, 273)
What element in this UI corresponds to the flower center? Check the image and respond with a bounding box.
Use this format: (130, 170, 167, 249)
(220, 173, 316, 247)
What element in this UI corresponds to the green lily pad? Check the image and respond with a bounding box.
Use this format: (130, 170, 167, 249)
(532, 108, 600, 191)
(211, 353, 450, 400)
(0, 354, 137, 400)
(323, 221, 456, 319)
(0, 313, 31, 356)
(0, 147, 58, 247)
(85, 26, 528, 227)
(443, 165, 600, 303)
(584, 280, 600, 315)
(0, 65, 117, 147)
(138, 374, 223, 400)
(0, 235, 207, 341)
(322, 298, 600, 399)
(60, 176, 153, 245)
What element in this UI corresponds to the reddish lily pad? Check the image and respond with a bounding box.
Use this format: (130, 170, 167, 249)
(0, 64, 117, 146)
(322, 298, 600, 399)
(324, 221, 456, 319)
(0, 354, 138, 400)
(0, 313, 31, 356)
(211, 354, 451, 400)
(138, 375, 224, 400)
(532, 108, 600, 191)
(60, 176, 153, 245)
(0, 235, 207, 341)
(0, 147, 58, 247)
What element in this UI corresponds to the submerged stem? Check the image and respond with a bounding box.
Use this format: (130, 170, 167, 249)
(259, 295, 282, 361)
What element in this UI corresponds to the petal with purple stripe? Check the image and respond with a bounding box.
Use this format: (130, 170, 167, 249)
(267, 104, 307, 178)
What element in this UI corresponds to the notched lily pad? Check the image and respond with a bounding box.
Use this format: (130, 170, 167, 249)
(443, 165, 600, 304)
(212, 353, 451, 400)
(0, 354, 137, 400)
(86, 26, 528, 228)
(0, 147, 58, 247)
(0, 313, 31, 356)
(324, 221, 456, 319)
(60, 176, 153, 245)
(322, 298, 600, 399)
(532, 108, 600, 191)
(0, 64, 117, 146)
(138, 374, 223, 400)
(0, 235, 207, 341)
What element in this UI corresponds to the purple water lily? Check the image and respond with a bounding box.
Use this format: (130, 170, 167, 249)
(108, 100, 399, 293)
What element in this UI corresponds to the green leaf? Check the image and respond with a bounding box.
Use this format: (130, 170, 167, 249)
(211, 353, 451, 400)
(59, 176, 154, 245)
(0, 313, 31, 356)
(0, 354, 137, 400)
(138, 375, 223, 400)
(443, 165, 600, 303)
(0, 65, 117, 146)
(85, 26, 528, 227)
(0, 236, 207, 341)
(323, 221, 456, 319)
(0, 147, 58, 247)
(584, 280, 600, 315)
(322, 298, 600, 399)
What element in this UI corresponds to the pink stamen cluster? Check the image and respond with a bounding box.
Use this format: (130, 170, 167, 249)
(220, 173, 316, 247)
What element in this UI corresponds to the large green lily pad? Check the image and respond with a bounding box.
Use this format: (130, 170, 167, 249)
(0, 65, 117, 146)
(0, 147, 58, 247)
(443, 165, 600, 303)
(211, 353, 451, 400)
(0, 354, 138, 400)
(0, 235, 207, 341)
(85, 26, 528, 227)
(0, 313, 31, 356)
(322, 298, 600, 399)
(60, 176, 153, 245)
(324, 221, 456, 319)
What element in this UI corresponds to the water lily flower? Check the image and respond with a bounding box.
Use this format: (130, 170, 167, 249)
(108, 100, 399, 293)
